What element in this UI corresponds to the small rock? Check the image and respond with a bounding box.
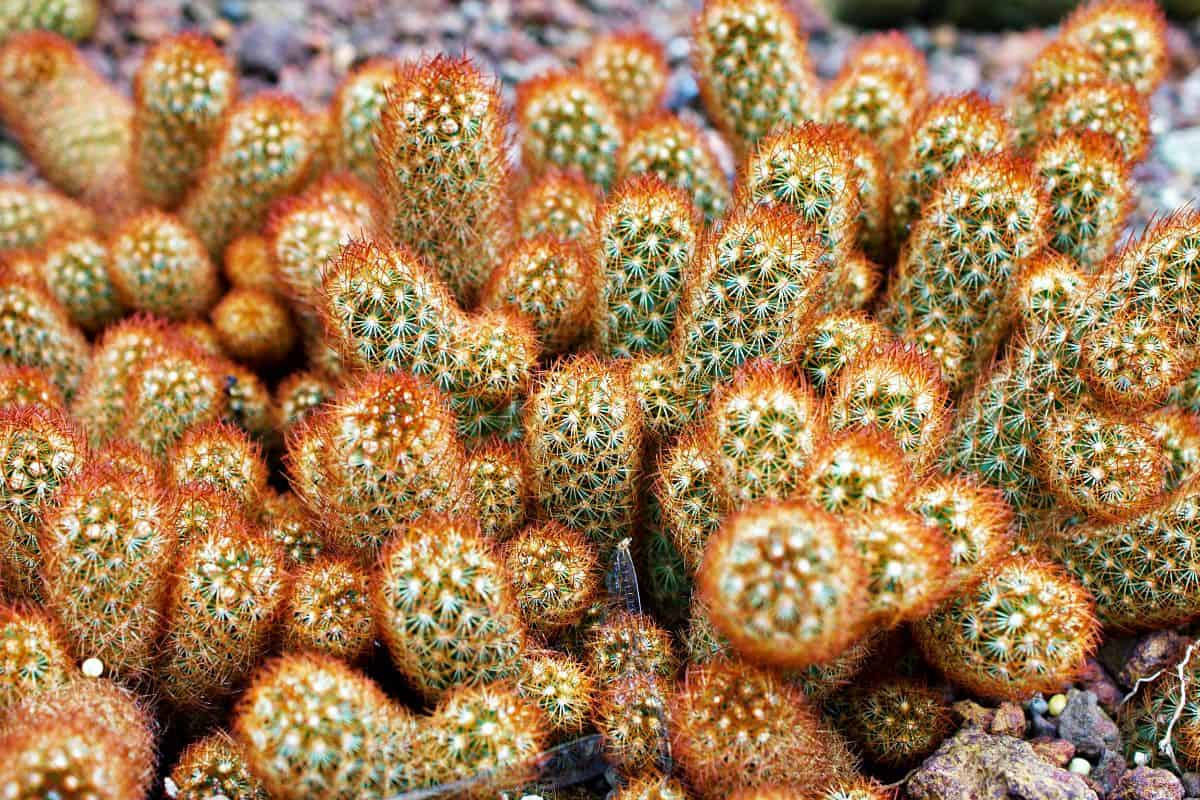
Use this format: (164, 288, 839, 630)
(990, 702, 1027, 738)
(1031, 738, 1077, 768)
(1081, 659, 1124, 715)
(1121, 631, 1191, 688)
(954, 699, 995, 729)
(1093, 749, 1130, 797)
(1183, 773, 1200, 797)
(1058, 690, 1121, 759)
(906, 728, 1098, 800)
(1070, 758, 1092, 776)
(220, 0, 249, 23)
(1030, 710, 1060, 739)
(1111, 767, 1185, 800)
(1049, 693, 1069, 716)
(236, 21, 308, 78)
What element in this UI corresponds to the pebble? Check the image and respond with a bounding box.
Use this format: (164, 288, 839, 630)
(1031, 737, 1077, 768)
(1049, 694, 1069, 716)
(1080, 659, 1123, 715)
(81, 657, 103, 677)
(1057, 689, 1121, 759)
(1069, 758, 1092, 776)
(1110, 767, 1185, 800)
(989, 702, 1027, 737)
(1120, 631, 1190, 689)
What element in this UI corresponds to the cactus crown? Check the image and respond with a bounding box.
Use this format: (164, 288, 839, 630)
(516, 70, 625, 188)
(579, 30, 669, 121)
(618, 112, 732, 222)
(1061, 0, 1167, 95)
(516, 169, 601, 242)
(503, 521, 600, 633)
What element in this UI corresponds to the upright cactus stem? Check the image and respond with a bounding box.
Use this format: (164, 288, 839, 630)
(618, 113, 731, 223)
(579, 31, 669, 121)
(0, 0, 99, 41)
(516, 70, 625, 189)
(330, 58, 399, 183)
(1060, 0, 1167, 96)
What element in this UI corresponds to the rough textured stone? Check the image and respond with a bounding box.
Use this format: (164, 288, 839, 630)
(1058, 690, 1121, 758)
(1111, 767, 1185, 800)
(990, 702, 1027, 737)
(1031, 738, 1077, 768)
(1121, 632, 1190, 689)
(1081, 659, 1124, 716)
(906, 729, 1099, 800)
(1183, 772, 1200, 797)
(1093, 749, 1129, 797)
(954, 699, 995, 729)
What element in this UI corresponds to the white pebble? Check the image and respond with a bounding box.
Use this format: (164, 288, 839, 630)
(1068, 757, 1092, 776)
(81, 657, 103, 678)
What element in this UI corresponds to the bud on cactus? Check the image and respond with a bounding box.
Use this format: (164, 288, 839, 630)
(377, 56, 513, 305)
(33, 232, 122, 332)
(180, 93, 317, 256)
(504, 522, 601, 634)
(168, 420, 268, 508)
(330, 58, 399, 183)
(794, 311, 890, 392)
(906, 474, 1014, 594)
(0, 0, 98, 41)
(1035, 131, 1131, 269)
(373, 515, 524, 697)
(1061, 0, 1167, 96)
(0, 181, 94, 252)
(0, 604, 71, 710)
(593, 176, 700, 358)
(467, 442, 528, 541)
(823, 33, 926, 155)
(845, 680, 952, 768)
(618, 112, 731, 223)
(578, 31, 668, 121)
(121, 338, 227, 457)
(1037, 81, 1151, 162)
(670, 658, 836, 799)
(212, 287, 297, 366)
(587, 611, 676, 685)
(517, 70, 625, 189)
(516, 649, 595, 736)
(0, 277, 90, 401)
(692, 0, 819, 158)
(526, 356, 644, 553)
(1009, 41, 1108, 147)
(698, 499, 870, 670)
(515, 169, 602, 243)
(132, 33, 237, 208)
(914, 556, 1100, 701)
(169, 731, 267, 800)
(108, 210, 220, 321)
(0, 365, 63, 412)
(803, 428, 910, 514)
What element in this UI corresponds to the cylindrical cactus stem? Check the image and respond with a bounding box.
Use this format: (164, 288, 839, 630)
(285, 370, 473, 560)
(258, 490, 325, 567)
(223, 233, 274, 292)
(914, 556, 1100, 701)
(516, 70, 625, 190)
(525, 355, 644, 554)
(1008, 40, 1107, 147)
(329, 58, 400, 183)
(108, 210, 221, 321)
(168, 731, 267, 800)
(275, 370, 334, 434)
(0, 0, 99, 41)
(120, 337, 228, 458)
(845, 680, 953, 769)
(515, 649, 595, 738)
(0, 603, 72, 710)
(33, 231, 123, 333)
(1151, 406, 1200, 492)
(180, 93, 318, 257)
(281, 556, 374, 664)
(132, 33, 238, 208)
(822, 33, 927, 157)
(377, 55, 513, 306)
(39, 460, 173, 681)
(906, 474, 1014, 594)
(0, 181, 94, 253)
(846, 508, 952, 628)
(1060, 0, 1167, 96)
(503, 521, 601, 634)
(0, 277, 90, 401)
(515, 169, 602, 243)
(587, 610, 676, 686)
(692, 0, 820, 159)
(0, 32, 138, 214)
(373, 515, 525, 698)
(167, 420, 269, 508)
(467, 442, 528, 541)
(71, 315, 171, 446)
(657, 429, 726, 572)
(1036, 81, 1151, 163)
(578, 31, 669, 121)
(618, 112, 731, 223)
(211, 287, 298, 366)
(802, 428, 911, 515)
(595, 176, 701, 360)
(0, 406, 84, 599)
(596, 672, 672, 774)
(0, 365, 64, 412)
(794, 311, 891, 392)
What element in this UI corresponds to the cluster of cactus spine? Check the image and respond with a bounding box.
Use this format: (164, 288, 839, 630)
(0, 181, 94, 252)
(844, 681, 953, 768)
(517, 71, 625, 189)
(329, 58, 399, 183)
(168, 731, 267, 800)
(109, 210, 221, 320)
(0, 603, 72, 709)
(466, 442, 527, 540)
(0, 277, 90, 400)
(0, 0, 99, 41)
(822, 32, 927, 157)
(579, 31, 669, 121)
(515, 169, 602, 243)
(504, 522, 601, 633)
(618, 113, 732, 223)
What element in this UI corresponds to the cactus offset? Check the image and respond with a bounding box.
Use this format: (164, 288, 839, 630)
(516, 71, 625, 189)
(578, 31, 668, 121)
(618, 113, 731, 223)
(109, 210, 220, 320)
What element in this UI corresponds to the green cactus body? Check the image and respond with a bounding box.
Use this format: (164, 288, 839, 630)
(120, 339, 227, 457)
(794, 311, 889, 392)
(1008, 41, 1107, 147)
(34, 232, 122, 333)
(515, 169, 601, 242)
(846, 680, 953, 768)
(108, 210, 221, 321)
(516, 71, 625, 189)
(618, 113, 732, 223)
(0, 0, 98, 41)
(0, 181, 93, 252)
(466, 442, 528, 541)
(0, 278, 90, 400)
(331, 59, 399, 183)
(1061, 0, 1167, 95)
(578, 31, 668, 121)
(169, 732, 268, 800)
(0, 604, 72, 710)
(1037, 81, 1151, 163)
(504, 522, 600, 634)
(1035, 131, 1131, 269)
(282, 557, 374, 664)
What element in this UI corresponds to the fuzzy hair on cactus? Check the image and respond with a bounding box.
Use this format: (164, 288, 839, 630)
(212, 287, 297, 366)
(906, 474, 1013, 594)
(286, 370, 474, 559)
(180, 93, 317, 257)
(883, 154, 1049, 389)
(914, 556, 1100, 701)
(275, 370, 333, 433)
(1008, 41, 1108, 148)
(516, 649, 595, 736)
(515, 169, 601, 243)
(611, 773, 690, 800)
(0, 604, 72, 710)
(0, 0, 99, 41)
(0, 277, 90, 400)
(0, 181, 94, 252)
(0, 679, 155, 800)
(845, 680, 952, 768)
(525, 355, 644, 553)
(657, 429, 725, 571)
(329, 58, 399, 183)
(373, 514, 525, 698)
(596, 671, 672, 774)
(416, 679, 548, 797)
(0, 405, 84, 598)
(1037, 81, 1151, 163)
(618, 112, 732, 223)
(1060, 0, 1167, 96)
(169, 731, 267, 800)
(698, 499, 870, 670)
(132, 33, 237, 208)
(0, 32, 138, 212)
(802, 428, 910, 514)
(234, 653, 412, 800)
(822, 33, 927, 157)
(157, 516, 287, 709)
(593, 176, 700, 359)
(795, 311, 890, 392)
(516, 70, 625, 189)
(108, 210, 221, 320)
(692, 0, 819, 158)
(32, 232, 122, 332)
(120, 337, 227, 457)
(670, 658, 835, 799)
(481, 234, 595, 355)
(377, 55, 513, 306)
(578, 31, 668, 121)
(467, 442, 528, 541)
(889, 93, 1011, 243)
(39, 459, 173, 680)
(0, 365, 64, 412)
(168, 420, 269, 508)
(1151, 406, 1200, 491)
(1035, 131, 1132, 269)
(587, 611, 677, 685)
(503, 522, 600, 634)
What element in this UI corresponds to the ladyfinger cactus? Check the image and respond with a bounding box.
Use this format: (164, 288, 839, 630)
(0, 604, 71, 709)
(286, 370, 473, 559)
(168, 731, 267, 800)
(40, 460, 172, 680)
(132, 33, 237, 208)
(120, 338, 227, 457)
(377, 56, 513, 305)
(848, 509, 952, 628)
(503, 522, 601, 634)
(180, 93, 317, 256)
(596, 672, 672, 774)
(0, 181, 93, 252)
(670, 658, 835, 799)
(33, 232, 122, 332)
(794, 311, 890, 392)
(0, 0, 99, 41)
(212, 287, 297, 365)
(1060, 0, 1167, 96)
(516, 649, 595, 736)
(1037, 81, 1151, 162)
(281, 560, 369, 662)
(698, 500, 869, 670)
(330, 58, 399, 183)
(587, 611, 677, 684)
(914, 557, 1100, 701)
(515, 169, 602, 243)
(108, 210, 221, 320)
(886, 153, 1050, 388)
(658, 430, 725, 570)
(579, 31, 668, 121)
(692, 0, 819, 158)
(846, 680, 953, 768)
(525, 356, 644, 553)
(0, 277, 90, 400)
(593, 176, 700, 358)
(70, 317, 168, 445)
(802, 428, 910, 514)
(612, 773, 690, 800)
(823, 34, 926, 156)
(276, 370, 333, 433)
(516, 71, 625, 189)
(259, 490, 325, 567)
(1008, 41, 1108, 147)
(373, 515, 525, 697)
(1151, 406, 1200, 491)
(168, 420, 268, 508)
(889, 93, 1010, 242)
(906, 475, 1014, 594)
(0, 365, 63, 412)
(0, 406, 84, 598)
(224, 233, 275, 292)
(618, 113, 731, 223)
(467, 442, 528, 541)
